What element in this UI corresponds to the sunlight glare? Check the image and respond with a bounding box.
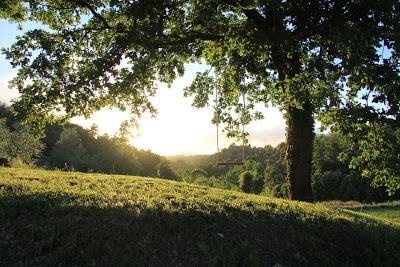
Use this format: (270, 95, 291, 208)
(72, 70, 286, 156)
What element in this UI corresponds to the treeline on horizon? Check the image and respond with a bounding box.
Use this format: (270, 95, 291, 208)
(0, 103, 177, 180)
(0, 103, 398, 202)
(170, 138, 397, 203)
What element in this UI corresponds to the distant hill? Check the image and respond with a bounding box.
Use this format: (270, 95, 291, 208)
(166, 154, 210, 163)
(1, 167, 399, 266)
(166, 154, 210, 172)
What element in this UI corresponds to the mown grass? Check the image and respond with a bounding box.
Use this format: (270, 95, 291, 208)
(322, 200, 400, 226)
(1, 167, 399, 266)
(362, 207, 400, 224)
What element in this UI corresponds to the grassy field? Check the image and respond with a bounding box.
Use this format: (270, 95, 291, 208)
(362, 206, 400, 224)
(322, 201, 400, 226)
(1, 167, 399, 266)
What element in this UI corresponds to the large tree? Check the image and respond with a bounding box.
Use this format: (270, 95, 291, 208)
(1, 0, 399, 201)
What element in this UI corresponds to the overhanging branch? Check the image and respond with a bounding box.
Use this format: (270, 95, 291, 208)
(75, 0, 111, 29)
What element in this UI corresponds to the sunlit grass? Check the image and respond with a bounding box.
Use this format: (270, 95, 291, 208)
(321, 200, 400, 226)
(1, 167, 399, 266)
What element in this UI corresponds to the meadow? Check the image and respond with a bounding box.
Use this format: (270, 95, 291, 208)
(1, 167, 399, 266)
(322, 201, 400, 226)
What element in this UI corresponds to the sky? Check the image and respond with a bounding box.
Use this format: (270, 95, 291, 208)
(0, 20, 286, 156)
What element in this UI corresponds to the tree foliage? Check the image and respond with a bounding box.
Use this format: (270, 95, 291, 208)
(190, 168, 208, 179)
(40, 122, 170, 177)
(348, 125, 400, 195)
(172, 134, 398, 202)
(49, 127, 90, 171)
(1, 0, 399, 197)
(239, 171, 253, 193)
(157, 160, 178, 180)
(0, 104, 43, 165)
(0, 102, 173, 176)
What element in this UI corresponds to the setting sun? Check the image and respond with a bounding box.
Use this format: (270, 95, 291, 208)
(71, 73, 286, 156)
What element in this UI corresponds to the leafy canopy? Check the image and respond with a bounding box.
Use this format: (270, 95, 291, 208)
(1, 1, 397, 124)
(1, 0, 399, 192)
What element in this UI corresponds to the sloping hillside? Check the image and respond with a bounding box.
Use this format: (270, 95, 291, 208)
(0, 168, 399, 266)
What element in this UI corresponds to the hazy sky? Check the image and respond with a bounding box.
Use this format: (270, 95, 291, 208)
(0, 20, 286, 155)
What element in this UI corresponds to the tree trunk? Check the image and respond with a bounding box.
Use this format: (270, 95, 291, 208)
(286, 105, 314, 202)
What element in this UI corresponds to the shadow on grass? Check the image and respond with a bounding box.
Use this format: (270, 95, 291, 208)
(324, 201, 400, 211)
(1, 191, 399, 266)
(348, 204, 400, 211)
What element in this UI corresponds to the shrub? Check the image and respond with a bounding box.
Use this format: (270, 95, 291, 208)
(190, 168, 208, 178)
(0, 157, 10, 167)
(157, 161, 178, 180)
(239, 171, 253, 193)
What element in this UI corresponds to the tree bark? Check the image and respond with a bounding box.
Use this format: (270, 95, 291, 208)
(286, 105, 314, 202)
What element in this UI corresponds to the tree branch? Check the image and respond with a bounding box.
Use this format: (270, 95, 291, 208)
(75, 0, 111, 29)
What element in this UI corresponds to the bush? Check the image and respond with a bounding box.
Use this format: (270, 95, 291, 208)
(182, 175, 238, 191)
(157, 161, 178, 180)
(312, 170, 343, 201)
(0, 119, 43, 165)
(239, 171, 253, 193)
(190, 168, 208, 178)
(262, 182, 290, 199)
(9, 158, 32, 168)
(49, 128, 90, 171)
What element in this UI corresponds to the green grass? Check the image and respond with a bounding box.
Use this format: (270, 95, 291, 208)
(362, 207, 400, 224)
(322, 200, 400, 226)
(1, 167, 399, 266)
